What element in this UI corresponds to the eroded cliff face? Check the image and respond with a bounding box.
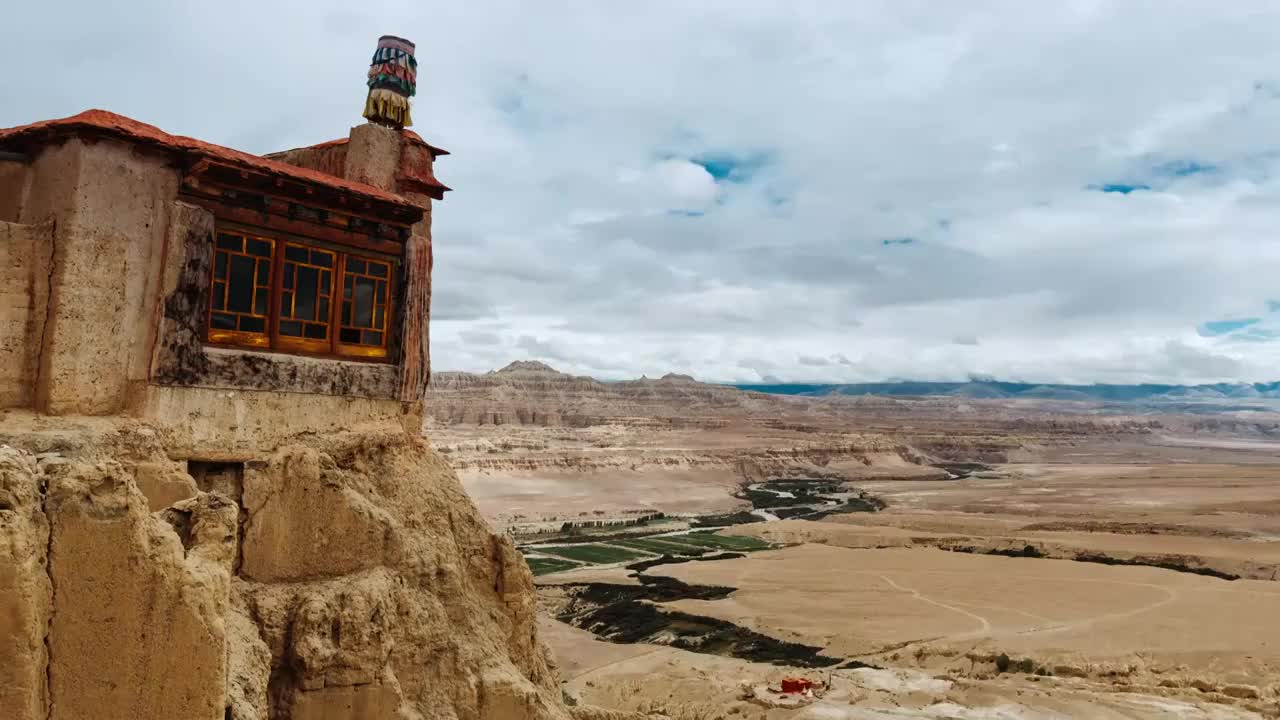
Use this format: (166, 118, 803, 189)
(427, 361, 803, 427)
(0, 420, 588, 720)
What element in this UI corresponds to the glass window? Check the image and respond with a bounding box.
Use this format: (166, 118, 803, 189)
(278, 243, 335, 349)
(206, 229, 395, 361)
(208, 233, 274, 347)
(337, 255, 393, 358)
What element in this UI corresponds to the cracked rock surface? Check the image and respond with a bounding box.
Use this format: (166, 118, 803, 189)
(0, 422, 624, 720)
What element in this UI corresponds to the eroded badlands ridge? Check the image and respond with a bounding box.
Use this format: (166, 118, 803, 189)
(429, 362, 1280, 718)
(0, 418, 650, 720)
(428, 361, 800, 426)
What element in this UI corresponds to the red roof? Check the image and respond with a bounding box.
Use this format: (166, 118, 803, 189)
(0, 109, 423, 209)
(404, 130, 449, 157)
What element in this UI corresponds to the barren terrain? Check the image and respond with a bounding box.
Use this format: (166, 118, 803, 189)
(428, 362, 1280, 718)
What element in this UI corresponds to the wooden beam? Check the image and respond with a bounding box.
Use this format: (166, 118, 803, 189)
(186, 157, 211, 178)
(198, 162, 423, 226)
(397, 233, 431, 402)
(180, 191, 407, 256)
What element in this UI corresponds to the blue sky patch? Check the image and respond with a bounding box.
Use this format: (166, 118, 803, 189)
(1199, 318, 1261, 336)
(1089, 160, 1218, 196)
(691, 151, 772, 184)
(1233, 327, 1280, 342)
(1089, 183, 1151, 194)
(1156, 159, 1218, 178)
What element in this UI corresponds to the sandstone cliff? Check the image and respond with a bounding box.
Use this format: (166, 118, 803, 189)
(0, 419, 620, 720)
(426, 362, 1164, 440)
(427, 361, 814, 427)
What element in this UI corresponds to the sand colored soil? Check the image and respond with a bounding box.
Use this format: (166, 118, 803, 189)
(432, 384, 1280, 716)
(544, 612, 1269, 719)
(653, 545, 1280, 694)
(860, 463, 1280, 534)
(461, 466, 745, 526)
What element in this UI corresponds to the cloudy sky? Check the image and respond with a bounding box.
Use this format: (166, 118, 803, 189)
(5, 1, 1280, 384)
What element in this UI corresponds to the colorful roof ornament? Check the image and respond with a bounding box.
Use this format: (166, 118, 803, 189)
(363, 35, 417, 128)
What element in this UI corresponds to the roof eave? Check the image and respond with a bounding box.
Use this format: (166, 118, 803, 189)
(0, 110, 424, 214)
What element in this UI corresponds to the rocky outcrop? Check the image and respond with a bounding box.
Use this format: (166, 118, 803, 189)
(0, 423, 579, 720)
(46, 460, 236, 720)
(0, 449, 51, 720)
(236, 436, 567, 719)
(425, 363, 1162, 455)
(427, 361, 806, 427)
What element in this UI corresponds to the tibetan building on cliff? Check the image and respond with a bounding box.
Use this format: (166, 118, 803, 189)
(0, 36, 448, 456)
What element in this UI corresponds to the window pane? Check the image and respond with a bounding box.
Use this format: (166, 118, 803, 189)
(276, 243, 336, 346)
(246, 237, 272, 258)
(227, 255, 255, 313)
(295, 266, 319, 320)
(354, 277, 375, 327)
(336, 254, 392, 351)
(208, 230, 273, 345)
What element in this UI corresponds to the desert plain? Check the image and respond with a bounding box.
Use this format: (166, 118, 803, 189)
(428, 362, 1280, 718)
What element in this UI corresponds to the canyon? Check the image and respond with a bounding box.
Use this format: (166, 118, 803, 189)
(427, 361, 1280, 719)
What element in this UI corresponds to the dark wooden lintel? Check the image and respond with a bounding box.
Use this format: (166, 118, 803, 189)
(180, 190, 407, 256)
(194, 161, 423, 226)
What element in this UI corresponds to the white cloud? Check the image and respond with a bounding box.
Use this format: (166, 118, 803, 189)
(6, 1, 1280, 383)
(651, 159, 719, 207)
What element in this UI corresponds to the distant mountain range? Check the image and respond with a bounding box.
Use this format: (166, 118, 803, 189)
(429, 360, 1280, 419)
(732, 380, 1280, 404)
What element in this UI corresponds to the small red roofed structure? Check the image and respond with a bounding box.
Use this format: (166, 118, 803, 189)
(780, 678, 814, 694)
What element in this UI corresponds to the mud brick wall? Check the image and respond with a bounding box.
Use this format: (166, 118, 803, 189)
(0, 220, 52, 407)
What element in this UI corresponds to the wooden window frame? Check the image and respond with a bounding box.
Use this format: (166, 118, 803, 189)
(205, 222, 399, 363)
(276, 242, 338, 355)
(335, 254, 396, 358)
(207, 233, 275, 348)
